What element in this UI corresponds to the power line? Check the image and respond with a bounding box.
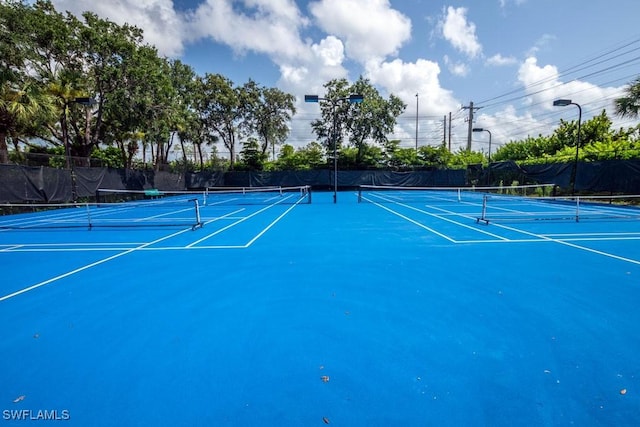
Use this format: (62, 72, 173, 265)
(477, 35, 640, 107)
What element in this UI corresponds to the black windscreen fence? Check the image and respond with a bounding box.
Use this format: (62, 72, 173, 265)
(2, 160, 640, 203)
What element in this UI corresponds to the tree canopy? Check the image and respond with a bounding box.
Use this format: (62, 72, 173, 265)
(2, 1, 640, 173)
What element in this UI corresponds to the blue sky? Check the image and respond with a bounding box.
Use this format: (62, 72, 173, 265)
(53, 0, 640, 155)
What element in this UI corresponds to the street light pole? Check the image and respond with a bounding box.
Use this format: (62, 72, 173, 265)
(473, 127, 492, 185)
(415, 93, 419, 152)
(553, 99, 582, 195)
(304, 94, 364, 203)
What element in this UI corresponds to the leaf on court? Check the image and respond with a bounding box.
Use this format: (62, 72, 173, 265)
(13, 395, 25, 403)
(322, 416, 330, 424)
(33, 333, 39, 339)
(321, 375, 330, 383)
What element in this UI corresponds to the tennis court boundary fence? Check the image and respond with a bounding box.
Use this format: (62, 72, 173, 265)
(3, 159, 640, 204)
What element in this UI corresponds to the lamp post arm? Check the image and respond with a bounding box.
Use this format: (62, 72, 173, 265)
(572, 102, 582, 148)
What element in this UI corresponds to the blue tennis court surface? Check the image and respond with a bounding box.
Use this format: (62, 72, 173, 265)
(2, 189, 640, 426)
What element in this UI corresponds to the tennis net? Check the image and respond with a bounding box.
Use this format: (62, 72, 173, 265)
(0, 185, 312, 230)
(97, 186, 312, 206)
(358, 184, 557, 204)
(204, 185, 312, 205)
(0, 197, 204, 230)
(476, 193, 640, 224)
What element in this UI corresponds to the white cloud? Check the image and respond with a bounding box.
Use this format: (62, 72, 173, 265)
(309, 0, 412, 63)
(53, 0, 186, 57)
(467, 57, 629, 146)
(443, 55, 470, 76)
(486, 54, 518, 67)
(365, 58, 459, 116)
(438, 6, 482, 59)
(499, 0, 527, 8)
(518, 57, 625, 112)
(278, 36, 349, 93)
(188, 0, 310, 62)
(311, 36, 345, 68)
(526, 34, 556, 57)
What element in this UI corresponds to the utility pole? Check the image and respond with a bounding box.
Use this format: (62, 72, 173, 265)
(448, 112, 452, 152)
(462, 102, 481, 151)
(443, 115, 447, 146)
(415, 94, 419, 152)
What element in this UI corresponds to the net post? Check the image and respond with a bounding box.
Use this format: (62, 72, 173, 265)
(86, 202, 93, 230)
(307, 186, 312, 204)
(279, 186, 283, 196)
(575, 196, 580, 222)
(203, 188, 208, 206)
(358, 187, 362, 203)
(457, 188, 461, 202)
(476, 194, 490, 224)
(191, 198, 203, 230)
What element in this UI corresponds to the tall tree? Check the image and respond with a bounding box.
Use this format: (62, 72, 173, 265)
(615, 77, 640, 119)
(80, 12, 160, 168)
(0, 0, 79, 163)
(0, 81, 55, 163)
(310, 77, 406, 166)
(347, 76, 406, 164)
(246, 84, 296, 159)
(197, 74, 246, 169)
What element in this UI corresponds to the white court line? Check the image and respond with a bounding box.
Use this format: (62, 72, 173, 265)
(454, 238, 554, 244)
(0, 204, 287, 254)
(543, 232, 640, 238)
(491, 222, 640, 266)
(419, 203, 509, 240)
(186, 195, 294, 247)
(132, 206, 195, 222)
(362, 196, 457, 243)
(1, 245, 24, 252)
(0, 245, 249, 252)
(364, 193, 508, 241)
(0, 226, 196, 302)
(361, 193, 640, 260)
(1, 242, 147, 247)
(243, 196, 307, 247)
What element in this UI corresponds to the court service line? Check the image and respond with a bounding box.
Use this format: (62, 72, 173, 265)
(133, 206, 195, 222)
(548, 236, 640, 242)
(364, 193, 508, 241)
(363, 198, 457, 243)
(1, 245, 24, 252)
(0, 244, 251, 252)
(419, 203, 510, 240)
(0, 226, 196, 302)
(243, 196, 306, 247)
(186, 196, 295, 247)
(4, 242, 147, 247)
(543, 232, 640, 238)
(492, 222, 640, 266)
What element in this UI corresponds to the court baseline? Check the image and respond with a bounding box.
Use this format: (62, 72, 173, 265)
(366, 195, 640, 266)
(0, 197, 304, 301)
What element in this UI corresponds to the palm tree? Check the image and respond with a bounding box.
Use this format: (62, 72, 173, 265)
(0, 81, 55, 163)
(615, 77, 640, 119)
(47, 80, 87, 168)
